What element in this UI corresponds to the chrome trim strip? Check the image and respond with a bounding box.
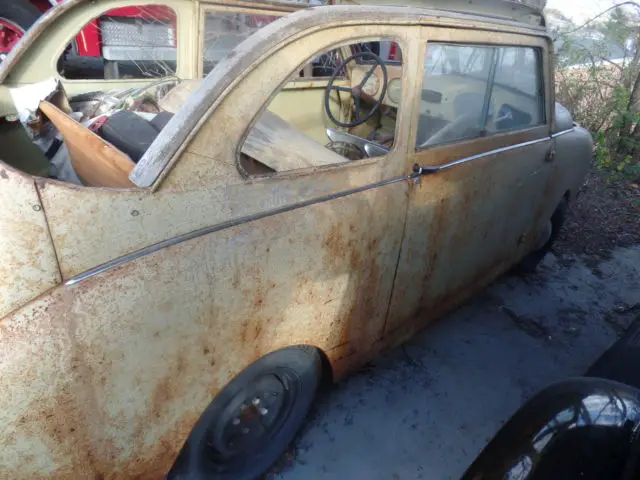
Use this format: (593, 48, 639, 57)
(432, 136, 550, 172)
(67, 134, 561, 286)
(65, 174, 413, 286)
(551, 128, 575, 138)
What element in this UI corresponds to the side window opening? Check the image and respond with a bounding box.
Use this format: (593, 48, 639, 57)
(57, 5, 178, 80)
(417, 43, 545, 149)
(239, 39, 404, 176)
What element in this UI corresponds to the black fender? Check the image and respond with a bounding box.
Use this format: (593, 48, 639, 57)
(462, 377, 640, 480)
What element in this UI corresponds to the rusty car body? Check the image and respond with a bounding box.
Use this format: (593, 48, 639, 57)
(0, 0, 593, 477)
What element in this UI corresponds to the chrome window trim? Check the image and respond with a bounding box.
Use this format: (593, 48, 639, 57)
(551, 127, 575, 138)
(65, 174, 412, 286)
(433, 136, 550, 172)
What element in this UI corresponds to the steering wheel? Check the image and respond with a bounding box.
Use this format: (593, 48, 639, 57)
(324, 51, 388, 128)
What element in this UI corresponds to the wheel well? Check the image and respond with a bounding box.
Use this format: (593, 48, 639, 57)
(169, 344, 333, 477)
(313, 346, 334, 387)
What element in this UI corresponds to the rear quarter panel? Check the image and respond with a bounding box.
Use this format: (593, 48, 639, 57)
(555, 125, 592, 204)
(0, 165, 60, 318)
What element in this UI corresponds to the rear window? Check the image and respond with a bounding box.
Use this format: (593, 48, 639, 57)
(202, 11, 281, 76)
(57, 5, 178, 80)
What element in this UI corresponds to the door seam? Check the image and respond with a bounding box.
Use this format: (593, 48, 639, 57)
(35, 181, 64, 284)
(381, 183, 413, 337)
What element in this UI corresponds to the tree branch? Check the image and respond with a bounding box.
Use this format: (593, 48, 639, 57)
(553, 2, 640, 40)
(597, 55, 625, 71)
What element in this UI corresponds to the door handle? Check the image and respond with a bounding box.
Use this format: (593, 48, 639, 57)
(411, 163, 439, 184)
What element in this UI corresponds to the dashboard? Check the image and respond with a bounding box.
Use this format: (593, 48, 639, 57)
(350, 64, 403, 108)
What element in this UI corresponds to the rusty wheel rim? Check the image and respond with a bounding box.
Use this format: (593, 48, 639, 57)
(206, 369, 299, 469)
(0, 18, 24, 64)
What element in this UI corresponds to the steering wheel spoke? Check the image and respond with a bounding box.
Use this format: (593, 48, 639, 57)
(324, 51, 388, 128)
(360, 65, 377, 88)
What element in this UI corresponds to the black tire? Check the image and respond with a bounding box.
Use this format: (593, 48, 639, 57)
(516, 198, 568, 273)
(169, 346, 322, 480)
(0, 0, 41, 31)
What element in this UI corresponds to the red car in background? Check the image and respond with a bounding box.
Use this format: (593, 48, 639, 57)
(0, 0, 177, 78)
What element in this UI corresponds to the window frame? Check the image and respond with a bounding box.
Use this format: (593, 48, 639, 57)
(415, 38, 548, 152)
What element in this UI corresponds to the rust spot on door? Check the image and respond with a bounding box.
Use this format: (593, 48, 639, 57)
(322, 223, 346, 267)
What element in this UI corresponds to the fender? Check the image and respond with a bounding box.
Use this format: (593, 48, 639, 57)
(463, 377, 640, 480)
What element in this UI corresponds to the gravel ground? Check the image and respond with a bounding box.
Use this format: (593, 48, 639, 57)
(271, 243, 640, 480)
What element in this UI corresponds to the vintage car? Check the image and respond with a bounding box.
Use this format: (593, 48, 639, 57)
(0, 0, 593, 478)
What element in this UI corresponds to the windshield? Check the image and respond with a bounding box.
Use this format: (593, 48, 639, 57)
(352, 41, 402, 65)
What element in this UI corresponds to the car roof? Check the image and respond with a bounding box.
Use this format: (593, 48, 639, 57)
(132, 3, 550, 187)
(353, 0, 547, 28)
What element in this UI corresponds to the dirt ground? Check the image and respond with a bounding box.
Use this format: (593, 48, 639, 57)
(272, 169, 640, 480)
(555, 169, 640, 258)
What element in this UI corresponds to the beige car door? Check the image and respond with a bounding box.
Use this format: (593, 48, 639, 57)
(386, 28, 554, 335)
(149, 27, 419, 372)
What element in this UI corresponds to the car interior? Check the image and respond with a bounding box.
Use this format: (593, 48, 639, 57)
(416, 44, 544, 148)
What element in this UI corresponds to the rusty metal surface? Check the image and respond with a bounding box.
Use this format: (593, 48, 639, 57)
(24, 128, 589, 478)
(38, 156, 401, 279)
(0, 165, 60, 318)
(386, 138, 555, 333)
(0, 182, 406, 478)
